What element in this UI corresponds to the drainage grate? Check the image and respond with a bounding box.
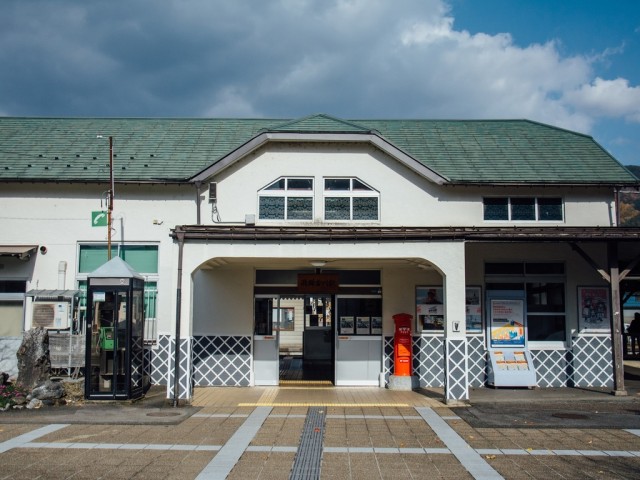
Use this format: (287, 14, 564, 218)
(146, 411, 182, 417)
(289, 406, 326, 480)
(551, 413, 589, 420)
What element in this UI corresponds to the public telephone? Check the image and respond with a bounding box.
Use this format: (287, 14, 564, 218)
(99, 327, 115, 350)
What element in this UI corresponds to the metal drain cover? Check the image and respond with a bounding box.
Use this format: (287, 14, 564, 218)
(551, 413, 589, 420)
(146, 411, 182, 417)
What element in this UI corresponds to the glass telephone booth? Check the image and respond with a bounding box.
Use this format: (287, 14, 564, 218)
(84, 257, 145, 400)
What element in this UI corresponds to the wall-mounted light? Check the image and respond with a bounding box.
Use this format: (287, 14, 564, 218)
(310, 260, 327, 267)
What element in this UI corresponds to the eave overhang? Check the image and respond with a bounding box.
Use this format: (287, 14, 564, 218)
(170, 225, 640, 243)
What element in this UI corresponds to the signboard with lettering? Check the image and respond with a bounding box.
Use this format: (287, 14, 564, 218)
(297, 274, 339, 293)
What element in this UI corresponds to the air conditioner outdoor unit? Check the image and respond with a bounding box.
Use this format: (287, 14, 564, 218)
(31, 302, 70, 329)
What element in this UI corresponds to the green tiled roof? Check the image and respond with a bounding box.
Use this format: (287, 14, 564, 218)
(0, 115, 636, 185)
(268, 113, 373, 133)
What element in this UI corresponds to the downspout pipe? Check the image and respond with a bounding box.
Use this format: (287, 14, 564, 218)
(614, 186, 620, 227)
(173, 230, 185, 407)
(194, 182, 202, 225)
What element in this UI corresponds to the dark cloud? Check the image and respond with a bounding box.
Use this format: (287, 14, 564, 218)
(0, 0, 638, 164)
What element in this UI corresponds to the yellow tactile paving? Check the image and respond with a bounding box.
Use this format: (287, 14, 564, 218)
(192, 385, 445, 408)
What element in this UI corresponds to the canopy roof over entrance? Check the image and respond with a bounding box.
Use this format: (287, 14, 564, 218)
(172, 225, 640, 242)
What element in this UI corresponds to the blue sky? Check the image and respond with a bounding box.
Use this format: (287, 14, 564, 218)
(1, 0, 639, 166)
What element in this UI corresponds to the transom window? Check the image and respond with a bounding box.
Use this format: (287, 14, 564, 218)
(259, 177, 313, 220)
(324, 178, 379, 221)
(483, 197, 563, 221)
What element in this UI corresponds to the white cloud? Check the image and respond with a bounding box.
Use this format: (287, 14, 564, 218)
(564, 78, 640, 123)
(203, 87, 261, 118)
(0, 0, 638, 143)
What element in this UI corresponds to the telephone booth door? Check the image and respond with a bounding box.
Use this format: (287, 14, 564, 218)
(84, 256, 145, 400)
(87, 289, 129, 397)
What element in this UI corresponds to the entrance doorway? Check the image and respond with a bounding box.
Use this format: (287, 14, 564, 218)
(254, 295, 334, 385)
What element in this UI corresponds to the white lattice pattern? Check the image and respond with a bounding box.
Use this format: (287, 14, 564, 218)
(192, 336, 251, 386)
(414, 336, 445, 387)
(146, 335, 171, 385)
(466, 335, 486, 387)
(446, 339, 468, 401)
(167, 337, 192, 400)
(529, 349, 570, 387)
(572, 335, 613, 388)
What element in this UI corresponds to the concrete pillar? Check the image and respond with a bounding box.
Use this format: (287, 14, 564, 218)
(442, 242, 469, 405)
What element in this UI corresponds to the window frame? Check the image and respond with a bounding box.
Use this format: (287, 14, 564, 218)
(483, 196, 564, 222)
(485, 261, 567, 348)
(76, 243, 159, 344)
(258, 177, 314, 221)
(323, 177, 380, 222)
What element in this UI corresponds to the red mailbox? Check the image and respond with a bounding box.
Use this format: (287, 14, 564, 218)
(393, 313, 413, 377)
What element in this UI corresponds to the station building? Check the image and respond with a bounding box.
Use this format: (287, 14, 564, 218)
(0, 114, 639, 404)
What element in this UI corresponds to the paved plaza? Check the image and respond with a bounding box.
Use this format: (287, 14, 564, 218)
(1, 375, 640, 479)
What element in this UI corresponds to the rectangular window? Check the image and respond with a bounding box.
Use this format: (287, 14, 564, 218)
(325, 197, 350, 220)
(511, 197, 535, 220)
(483, 197, 563, 222)
(287, 197, 313, 220)
(79, 245, 158, 274)
(353, 197, 379, 220)
(537, 197, 563, 221)
(259, 196, 285, 220)
(483, 198, 509, 220)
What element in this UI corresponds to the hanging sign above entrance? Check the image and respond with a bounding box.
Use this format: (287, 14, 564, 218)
(297, 273, 340, 293)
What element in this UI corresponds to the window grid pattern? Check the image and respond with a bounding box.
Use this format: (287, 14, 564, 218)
(483, 197, 563, 222)
(324, 177, 379, 221)
(258, 177, 313, 220)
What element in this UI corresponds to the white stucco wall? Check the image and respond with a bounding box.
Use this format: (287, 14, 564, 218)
(203, 142, 616, 228)
(0, 182, 194, 337)
(192, 266, 254, 336)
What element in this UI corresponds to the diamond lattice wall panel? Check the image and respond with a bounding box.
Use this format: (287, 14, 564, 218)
(530, 349, 571, 387)
(413, 336, 445, 387)
(166, 337, 192, 400)
(572, 335, 613, 388)
(146, 335, 170, 386)
(467, 335, 487, 387)
(446, 338, 468, 401)
(383, 336, 394, 384)
(192, 336, 252, 386)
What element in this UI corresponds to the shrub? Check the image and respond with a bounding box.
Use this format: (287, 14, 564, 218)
(0, 383, 29, 410)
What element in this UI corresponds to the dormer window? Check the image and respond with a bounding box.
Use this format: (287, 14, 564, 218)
(258, 177, 313, 220)
(324, 178, 379, 221)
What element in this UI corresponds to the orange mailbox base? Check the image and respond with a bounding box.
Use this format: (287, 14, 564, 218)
(388, 374, 420, 391)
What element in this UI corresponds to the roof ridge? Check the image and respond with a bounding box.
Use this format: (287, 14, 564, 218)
(266, 113, 373, 133)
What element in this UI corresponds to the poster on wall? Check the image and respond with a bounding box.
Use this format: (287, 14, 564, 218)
(490, 299, 525, 347)
(578, 286, 610, 331)
(356, 317, 371, 335)
(339, 316, 355, 335)
(371, 317, 382, 335)
(465, 286, 482, 332)
(416, 286, 444, 331)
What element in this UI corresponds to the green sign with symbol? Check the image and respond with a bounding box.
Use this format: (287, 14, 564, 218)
(92, 211, 107, 227)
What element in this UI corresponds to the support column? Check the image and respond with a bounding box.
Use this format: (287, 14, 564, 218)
(443, 243, 469, 405)
(608, 241, 627, 395)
